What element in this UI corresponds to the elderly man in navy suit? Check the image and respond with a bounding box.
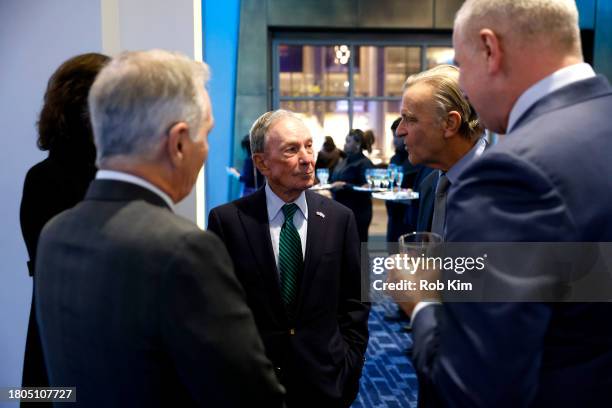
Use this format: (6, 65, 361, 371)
(404, 0, 612, 407)
(208, 110, 370, 407)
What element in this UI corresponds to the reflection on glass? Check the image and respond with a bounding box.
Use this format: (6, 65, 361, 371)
(426, 47, 455, 68)
(384, 46, 421, 97)
(352, 101, 401, 163)
(316, 168, 329, 185)
(280, 100, 350, 155)
(279, 45, 349, 97)
(354, 46, 383, 97)
(276, 42, 452, 164)
(353, 46, 422, 97)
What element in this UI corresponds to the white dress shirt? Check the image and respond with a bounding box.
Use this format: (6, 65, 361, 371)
(265, 183, 308, 272)
(96, 169, 175, 211)
(507, 63, 596, 133)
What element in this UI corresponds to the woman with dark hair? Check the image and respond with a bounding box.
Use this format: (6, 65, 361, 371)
(315, 135, 344, 173)
(330, 129, 375, 242)
(19, 53, 110, 399)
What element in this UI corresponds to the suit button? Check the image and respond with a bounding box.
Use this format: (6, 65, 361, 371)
(289, 328, 296, 335)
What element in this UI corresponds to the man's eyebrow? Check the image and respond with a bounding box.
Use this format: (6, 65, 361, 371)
(279, 140, 299, 148)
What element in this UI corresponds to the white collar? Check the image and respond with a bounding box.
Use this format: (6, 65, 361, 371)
(96, 169, 174, 211)
(265, 183, 308, 222)
(507, 63, 595, 133)
(446, 137, 487, 185)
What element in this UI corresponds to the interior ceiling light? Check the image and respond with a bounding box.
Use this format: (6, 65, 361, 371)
(334, 45, 350, 65)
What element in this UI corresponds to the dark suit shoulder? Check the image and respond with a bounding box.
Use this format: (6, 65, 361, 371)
(211, 187, 265, 216)
(305, 190, 353, 218)
(24, 158, 53, 181)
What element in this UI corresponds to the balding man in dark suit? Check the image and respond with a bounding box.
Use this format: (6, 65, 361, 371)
(209, 110, 370, 408)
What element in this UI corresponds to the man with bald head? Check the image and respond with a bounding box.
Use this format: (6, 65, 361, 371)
(404, 1, 612, 406)
(208, 110, 369, 407)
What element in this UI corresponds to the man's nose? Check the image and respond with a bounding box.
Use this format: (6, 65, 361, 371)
(298, 148, 313, 164)
(396, 119, 408, 137)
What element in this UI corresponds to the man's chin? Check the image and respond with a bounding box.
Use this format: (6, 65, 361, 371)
(299, 176, 315, 190)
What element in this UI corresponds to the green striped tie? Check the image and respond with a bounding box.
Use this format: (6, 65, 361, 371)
(279, 203, 302, 309)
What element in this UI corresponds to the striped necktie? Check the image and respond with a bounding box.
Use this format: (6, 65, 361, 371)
(279, 203, 303, 310)
(431, 172, 450, 238)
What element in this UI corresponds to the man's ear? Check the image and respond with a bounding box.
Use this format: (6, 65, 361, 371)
(443, 111, 462, 138)
(166, 122, 190, 167)
(480, 28, 502, 74)
(252, 152, 269, 176)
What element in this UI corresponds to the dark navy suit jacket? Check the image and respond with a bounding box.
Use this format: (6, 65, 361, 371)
(208, 188, 370, 407)
(415, 170, 439, 233)
(411, 75, 612, 407)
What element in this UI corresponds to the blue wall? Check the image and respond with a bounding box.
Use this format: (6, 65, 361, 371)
(577, 0, 596, 28)
(594, 0, 612, 80)
(203, 0, 241, 219)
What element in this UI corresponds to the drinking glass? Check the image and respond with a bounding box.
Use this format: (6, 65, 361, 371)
(387, 166, 397, 190)
(399, 232, 443, 254)
(365, 168, 374, 188)
(316, 168, 329, 185)
(395, 170, 404, 190)
(398, 232, 443, 273)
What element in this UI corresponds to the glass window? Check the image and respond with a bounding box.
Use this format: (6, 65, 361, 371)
(426, 46, 455, 68)
(279, 45, 349, 97)
(384, 46, 421, 97)
(274, 36, 452, 163)
(352, 101, 401, 163)
(280, 100, 350, 154)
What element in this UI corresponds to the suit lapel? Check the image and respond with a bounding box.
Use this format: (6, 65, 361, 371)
(236, 189, 287, 321)
(296, 191, 329, 315)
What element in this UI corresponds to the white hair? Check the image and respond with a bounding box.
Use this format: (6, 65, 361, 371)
(455, 0, 581, 55)
(88, 49, 210, 164)
(249, 109, 304, 154)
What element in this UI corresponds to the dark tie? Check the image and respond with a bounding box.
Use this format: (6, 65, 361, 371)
(279, 203, 302, 309)
(430, 172, 450, 238)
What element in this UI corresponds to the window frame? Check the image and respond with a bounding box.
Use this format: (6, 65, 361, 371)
(271, 31, 453, 129)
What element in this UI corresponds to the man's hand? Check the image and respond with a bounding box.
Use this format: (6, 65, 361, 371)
(385, 256, 441, 316)
(330, 181, 347, 190)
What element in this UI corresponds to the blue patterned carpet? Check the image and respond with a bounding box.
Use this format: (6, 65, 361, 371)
(352, 300, 419, 408)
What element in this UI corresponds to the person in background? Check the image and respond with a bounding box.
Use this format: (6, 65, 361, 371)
(330, 129, 375, 243)
(384, 117, 434, 324)
(385, 117, 430, 243)
(363, 130, 376, 155)
(228, 134, 265, 196)
(35, 50, 284, 408)
(315, 135, 344, 174)
(19, 52, 110, 407)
